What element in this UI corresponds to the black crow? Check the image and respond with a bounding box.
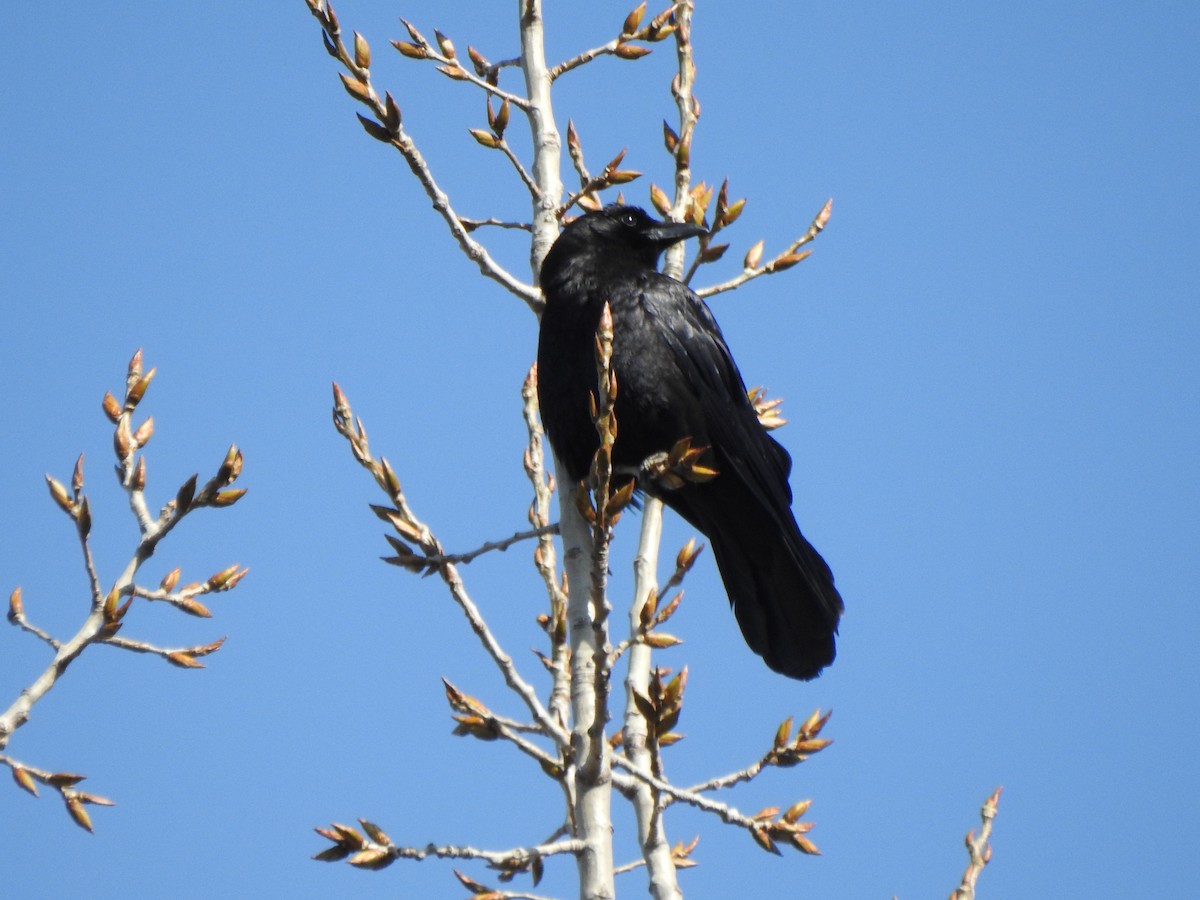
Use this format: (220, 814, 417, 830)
(536, 205, 843, 680)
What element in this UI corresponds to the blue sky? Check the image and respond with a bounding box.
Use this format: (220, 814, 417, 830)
(3, 2, 1198, 898)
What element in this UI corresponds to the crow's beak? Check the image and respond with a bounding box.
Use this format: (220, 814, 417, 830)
(644, 220, 707, 248)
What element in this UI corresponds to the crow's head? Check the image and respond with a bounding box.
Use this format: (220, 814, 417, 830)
(546, 205, 706, 274)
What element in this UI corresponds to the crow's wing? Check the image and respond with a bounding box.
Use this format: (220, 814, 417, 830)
(640, 275, 794, 516)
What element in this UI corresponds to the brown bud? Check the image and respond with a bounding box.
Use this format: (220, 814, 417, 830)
(218, 444, 243, 485)
(178, 597, 212, 618)
(210, 489, 247, 508)
(719, 197, 746, 229)
(222, 568, 249, 591)
(643, 632, 682, 648)
(132, 417, 154, 448)
(467, 44, 488, 74)
(792, 738, 833, 753)
(353, 31, 370, 68)
(399, 18, 426, 45)
(379, 457, 401, 495)
(46, 475, 73, 513)
(649, 183, 671, 216)
(783, 799, 812, 822)
(356, 113, 393, 142)
(110, 595, 133, 623)
(101, 391, 122, 423)
(338, 73, 371, 104)
(648, 9, 677, 40)
(166, 652, 204, 669)
(622, 1, 647, 35)
(662, 120, 678, 153)
(176, 474, 197, 514)
(77, 497, 92, 538)
(383, 91, 402, 131)
(750, 826, 780, 855)
(814, 197, 833, 232)
(774, 716, 793, 750)
(391, 39, 427, 59)
(8, 586, 23, 621)
(206, 564, 242, 590)
(614, 42, 652, 60)
(113, 418, 132, 458)
(160, 567, 181, 592)
(128, 349, 143, 379)
(794, 836, 821, 855)
(654, 591, 683, 626)
(766, 249, 812, 273)
(125, 367, 156, 408)
(434, 30, 456, 59)
(46, 772, 86, 788)
(65, 797, 94, 832)
(607, 169, 642, 185)
(348, 848, 394, 869)
(359, 819, 392, 845)
(72, 454, 85, 494)
(189, 636, 227, 657)
(12, 766, 38, 796)
(468, 128, 501, 149)
(103, 586, 121, 620)
(491, 98, 510, 137)
(743, 239, 765, 270)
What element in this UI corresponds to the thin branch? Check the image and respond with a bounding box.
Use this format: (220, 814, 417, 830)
(304, 1, 541, 312)
(419, 523, 559, 568)
(613, 756, 757, 829)
(549, 6, 679, 80)
(314, 820, 582, 871)
(520, 367, 570, 733)
(951, 788, 1003, 900)
(461, 216, 532, 232)
(393, 19, 534, 111)
(495, 137, 541, 197)
(331, 385, 569, 751)
(6, 595, 59, 650)
(694, 198, 832, 299)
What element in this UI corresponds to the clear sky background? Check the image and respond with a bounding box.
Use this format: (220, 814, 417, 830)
(3, 2, 1198, 898)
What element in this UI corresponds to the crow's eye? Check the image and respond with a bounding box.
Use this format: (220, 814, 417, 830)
(620, 211, 638, 227)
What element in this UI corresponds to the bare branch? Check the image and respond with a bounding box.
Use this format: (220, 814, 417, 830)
(331, 384, 568, 751)
(304, 2, 542, 311)
(461, 216, 532, 232)
(2, 354, 243, 827)
(313, 818, 583, 874)
(951, 787, 1003, 900)
(695, 198, 832, 298)
(549, 4, 678, 80)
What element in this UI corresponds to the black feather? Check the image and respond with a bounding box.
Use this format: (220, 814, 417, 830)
(537, 206, 843, 680)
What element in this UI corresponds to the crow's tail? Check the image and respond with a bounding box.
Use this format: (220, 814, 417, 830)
(666, 477, 843, 680)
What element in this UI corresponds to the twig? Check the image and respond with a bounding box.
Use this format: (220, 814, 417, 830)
(331, 384, 568, 752)
(1, 353, 245, 830)
(314, 820, 583, 871)
(393, 18, 533, 111)
(695, 199, 832, 299)
(460, 216, 533, 233)
(549, 5, 679, 80)
(419, 524, 559, 567)
(304, 1, 541, 312)
(520, 367, 570, 733)
(951, 787, 1003, 900)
